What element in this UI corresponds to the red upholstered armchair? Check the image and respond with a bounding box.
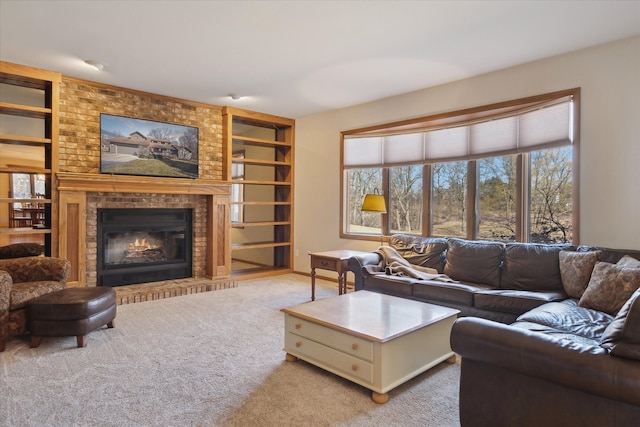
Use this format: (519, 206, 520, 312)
(0, 256, 71, 351)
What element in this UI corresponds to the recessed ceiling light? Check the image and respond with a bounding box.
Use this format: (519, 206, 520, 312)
(84, 60, 104, 71)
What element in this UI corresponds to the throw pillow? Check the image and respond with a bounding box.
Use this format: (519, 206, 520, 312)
(578, 260, 640, 315)
(559, 250, 601, 299)
(0, 243, 45, 259)
(617, 255, 640, 268)
(600, 288, 640, 360)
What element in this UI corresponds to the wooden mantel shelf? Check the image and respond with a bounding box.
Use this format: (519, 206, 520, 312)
(56, 172, 230, 195)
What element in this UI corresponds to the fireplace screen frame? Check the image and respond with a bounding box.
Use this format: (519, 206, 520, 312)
(96, 208, 193, 287)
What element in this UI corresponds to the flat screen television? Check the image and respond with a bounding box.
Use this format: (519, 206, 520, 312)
(100, 113, 198, 179)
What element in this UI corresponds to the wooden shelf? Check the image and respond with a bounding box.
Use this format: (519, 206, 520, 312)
(0, 135, 52, 146)
(0, 198, 51, 203)
(0, 167, 52, 174)
(0, 227, 51, 235)
(0, 61, 60, 256)
(232, 135, 290, 148)
(0, 101, 51, 119)
(232, 241, 291, 250)
(232, 158, 290, 167)
(224, 106, 294, 279)
(232, 221, 290, 228)
(230, 179, 291, 186)
(231, 201, 290, 206)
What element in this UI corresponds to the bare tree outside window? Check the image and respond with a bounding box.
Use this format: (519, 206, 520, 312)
(432, 161, 467, 237)
(389, 166, 422, 234)
(479, 155, 517, 241)
(529, 147, 573, 243)
(347, 168, 382, 234)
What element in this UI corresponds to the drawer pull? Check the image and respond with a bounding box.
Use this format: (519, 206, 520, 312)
(352, 343, 359, 351)
(321, 261, 329, 267)
(352, 364, 359, 372)
(296, 341, 302, 348)
(295, 323, 301, 330)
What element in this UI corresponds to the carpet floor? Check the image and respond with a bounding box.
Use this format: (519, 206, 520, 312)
(0, 274, 460, 427)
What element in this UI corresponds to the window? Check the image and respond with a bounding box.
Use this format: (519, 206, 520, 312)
(478, 155, 516, 241)
(341, 89, 579, 244)
(389, 165, 423, 235)
(345, 168, 383, 234)
(432, 161, 467, 238)
(231, 151, 245, 223)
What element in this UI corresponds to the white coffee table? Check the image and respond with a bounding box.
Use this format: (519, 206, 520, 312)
(281, 290, 460, 403)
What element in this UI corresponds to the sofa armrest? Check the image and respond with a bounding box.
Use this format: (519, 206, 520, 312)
(450, 317, 640, 406)
(347, 252, 383, 290)
(0, 257, 71, 284)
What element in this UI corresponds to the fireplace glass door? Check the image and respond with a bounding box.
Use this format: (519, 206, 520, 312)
(97, 208, 192, 287)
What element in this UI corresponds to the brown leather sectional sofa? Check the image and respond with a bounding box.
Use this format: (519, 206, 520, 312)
(347, 234, 640, 426)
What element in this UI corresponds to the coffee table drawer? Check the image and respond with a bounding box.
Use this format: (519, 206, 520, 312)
(285, 333, 374, 385)
(285, 316, 373, 361)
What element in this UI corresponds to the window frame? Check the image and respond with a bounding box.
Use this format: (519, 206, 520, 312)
(340, 88, 581, 244)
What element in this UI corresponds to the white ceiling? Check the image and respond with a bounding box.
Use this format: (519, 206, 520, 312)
(1, 1, 639, 119)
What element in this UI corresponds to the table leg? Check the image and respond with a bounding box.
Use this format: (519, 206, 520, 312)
(311, 267, 316, 301)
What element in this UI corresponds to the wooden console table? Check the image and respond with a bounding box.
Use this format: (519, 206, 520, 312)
(309, 250, 370, 301)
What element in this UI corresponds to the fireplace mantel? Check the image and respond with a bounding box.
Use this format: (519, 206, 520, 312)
(56, 172, 231, 287)
(57, 172, 230, 195)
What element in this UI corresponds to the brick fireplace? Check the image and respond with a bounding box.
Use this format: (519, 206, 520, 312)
(56, 172, 231, 288)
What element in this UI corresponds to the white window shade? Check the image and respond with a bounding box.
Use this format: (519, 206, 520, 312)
(519, 101, 572, 148)
(469, 116, 518, 156)
(424, 127, 468, 160)
(383, 132, 424, 164)
(344, 136, 383, 167)
(344, 98, 573, 166)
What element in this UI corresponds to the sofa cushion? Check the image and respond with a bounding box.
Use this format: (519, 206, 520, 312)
(501, 242, 573, 291)
(511, 320, 603, 347)
(443, 238, 504, 287)
(412, 281, 491, 307)
(559, 250, 601, 298)
(474, 289, 566, 316)
(389, 235, 447, 272)
(578, 259, 640, 315)
(600, 288, 640, 360)
(516, 300, 613, 341)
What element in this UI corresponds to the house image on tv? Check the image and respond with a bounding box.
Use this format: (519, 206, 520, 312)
(105, 131, 193, 160)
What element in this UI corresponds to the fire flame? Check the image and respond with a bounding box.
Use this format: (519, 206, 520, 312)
(128, 238, 158, 252)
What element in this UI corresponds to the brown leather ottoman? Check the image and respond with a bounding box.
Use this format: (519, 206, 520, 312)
(28, 287, 117, 348)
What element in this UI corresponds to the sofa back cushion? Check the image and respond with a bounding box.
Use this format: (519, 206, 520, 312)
(389, 234, 447, 272)
(443, 238, 504, 287)
(559, 250, 601, 299)
(579, 257, 640, 315)
(600, 288, 640, 360)
(577, 245, 640, 264)
(501, 243, 574, 291)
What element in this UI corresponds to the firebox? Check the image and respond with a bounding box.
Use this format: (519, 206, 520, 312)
(97, 208, 193, 287)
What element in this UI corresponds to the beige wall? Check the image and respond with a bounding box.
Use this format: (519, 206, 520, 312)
(294, 36, 640, 275)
